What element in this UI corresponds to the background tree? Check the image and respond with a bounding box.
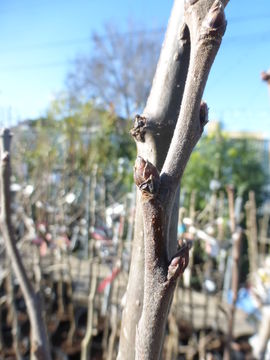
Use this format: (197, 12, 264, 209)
(66, 23, 161, 119)
(182, 124, 268, 208)
(12, 95, 136, 200)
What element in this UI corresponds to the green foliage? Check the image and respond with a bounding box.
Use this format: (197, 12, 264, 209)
(13, 94, 136, 198)
(182, 125, 268, 208)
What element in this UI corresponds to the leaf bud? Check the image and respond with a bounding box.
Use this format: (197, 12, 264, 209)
(130, 114, 147, 142)
(134, 157, 160, 194)
(200, 101, 208, 128)
(203, 1, 226, 36)
(261, 71, 270, 82)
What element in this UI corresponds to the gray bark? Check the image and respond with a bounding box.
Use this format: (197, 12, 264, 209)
(118, 2, 188, 357)
(118, 0, 228, 358)
(0, 129, 51, 360)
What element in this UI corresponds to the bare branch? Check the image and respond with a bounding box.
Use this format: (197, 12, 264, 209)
(130, 1, 227, 359)
(161, 0, 227, 191)
(141, 0, 190, 169)
(120, 1, 228, 359)
(0, 129, 51, 360)
(118, 2, 188, 358)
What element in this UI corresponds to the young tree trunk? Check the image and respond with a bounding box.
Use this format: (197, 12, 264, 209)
(0, 129, 51, 360)
(80, 248, 98, 360)
(118, 0, 228, 358)
(118, 2, 189, 357)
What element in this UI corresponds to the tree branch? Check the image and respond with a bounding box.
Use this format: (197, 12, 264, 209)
(133, 157, 190, 360)
(133, 1, 227, 359)
(140, 0, 190, 169)
(119, 1, 228, 358)
(161, 0, 226, 192)
(118, 1, 188, 358)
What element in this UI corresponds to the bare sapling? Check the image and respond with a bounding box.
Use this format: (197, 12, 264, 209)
(0, 129, 51, 360)
(223, 185, 242, 360)
(118, 0, 228, 359)
(81, 165, 98, 359)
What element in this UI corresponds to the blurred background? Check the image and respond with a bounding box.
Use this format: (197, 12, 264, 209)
(1, 1, 270, 359)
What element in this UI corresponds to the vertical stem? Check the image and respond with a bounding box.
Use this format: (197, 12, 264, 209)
(90, 165, 97, 230)
(107, 305, 118, 360)
(84, 175, 91, 259)
(80, 165, 99, 358)
(0, 129, 51, 360)
(223, 229, 242, 360)
(101, 283, 113, 359)
(187, 246, 195, 330)
(66, 253, 76, 346)
(245, 191, 258, 276)
(100, 175, 107, 224)
(56, 249, 65, 317)
(7, 265, 22, 360)
(126, 185, 136, 263)
(259, 214, 269, 263)
(165, 290, 179, 360)
(217, 191, 225, 241)
(254, 307, 270, 359)
(226, 186, 235, 233)
(189, 191, 196, 223)
(80, 246, 98, 360)
(118, 194, 144, 359)
(118, 0, 188, 356)
(0, 281, 4, 353)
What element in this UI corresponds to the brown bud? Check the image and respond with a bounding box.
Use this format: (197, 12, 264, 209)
(134, 114, 146, 127)
(134, 156, 146, 186)
(167, 248, 190, 280)
(179, 24, 190, 43)
(200, 101, 208, 128)
(130, 114, 147, 142)
(203, 1, 226, 36)
(261, 71, 270, 82)
(170, 257, 180, 267)
(134, 157, 160, 194)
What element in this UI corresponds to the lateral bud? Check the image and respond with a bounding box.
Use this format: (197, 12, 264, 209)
(261, 70, 270, 82)
(200, 101, 209, 129)
(130, 114, 147, 142)
(134, 157, 160, 195)
(203, 0, 226, 37)
(167, 246, 190, 281)
(178, 23, 190, 45)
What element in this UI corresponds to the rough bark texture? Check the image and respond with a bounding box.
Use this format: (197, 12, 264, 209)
(117, 2, 188, 357)
(118, 1, 228, 359)
(0, 129, 51, 360)
(117, 196, 145, 359)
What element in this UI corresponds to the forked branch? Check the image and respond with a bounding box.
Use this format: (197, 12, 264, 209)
(132, 1, 228, 359)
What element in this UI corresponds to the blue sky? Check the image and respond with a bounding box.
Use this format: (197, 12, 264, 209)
(0, 0, 270, 136)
